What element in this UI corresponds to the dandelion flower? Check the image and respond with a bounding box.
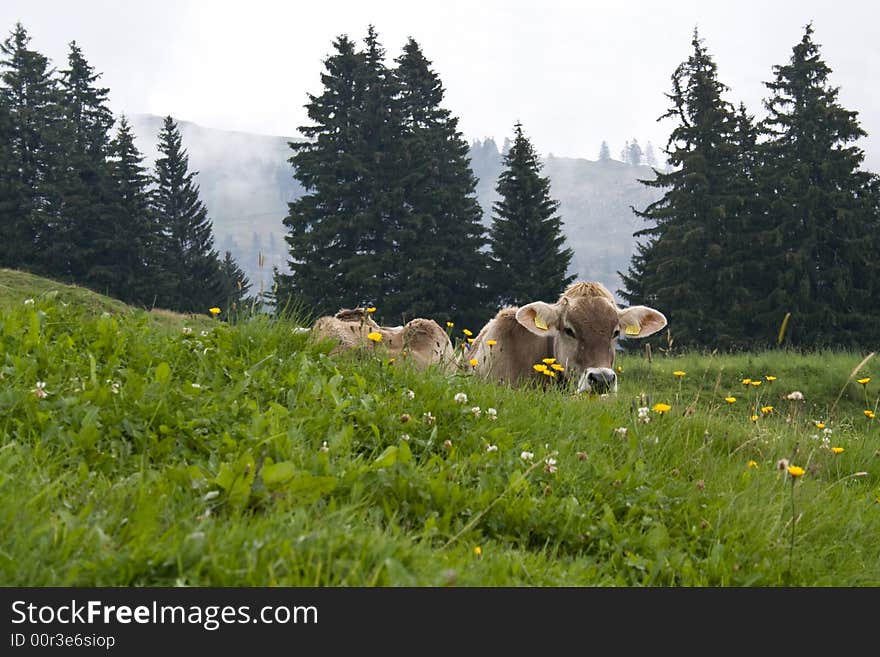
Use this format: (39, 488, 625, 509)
(469, 358, 478, 368)
(541, 369, 556, 378)
(542, 357, 556, 365)
(454, 392, 468, 404)
(865, 410, 876, 420)
(533, 364, 548, 373)
(673, 370, 686, 377)
(725, 396, 737, 404)
(765, 375, 777, 382)
(446, 321, 454, 328)
(367, 332, 382, 342)
(831, 447, 844, 455)
(652, 402, 671, 414)
(366, 307, 376, 313)
(787, 465, 805, 478)
(462, 329, 473, 337)
(467, 338, 474, 344)
(208, 307, 221, 316)
(616, 366, 623, 373)
(761, 405, 774, 414)
(487, 339, 497, 347)
(473, 546, 482, 556)
(551, 363, 565, 372)
(750, 380, 762, 387)
(747, 460, 758, 469)
(741, 378, 752, 385)
(750, 414, 759, 422)
(857, 377, 870, 386)
(814, 421, 826, 429)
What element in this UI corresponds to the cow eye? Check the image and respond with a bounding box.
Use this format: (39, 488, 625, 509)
(612, 328, 620, 338)
(564, 327, 576, 338)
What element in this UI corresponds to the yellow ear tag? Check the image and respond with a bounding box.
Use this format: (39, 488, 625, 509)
(534, 315, 549, 331)
(625, 324, 641, 336)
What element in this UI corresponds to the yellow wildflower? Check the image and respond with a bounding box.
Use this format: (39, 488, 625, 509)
(765, 375, 777, 382)
(366, 307, 376, 313)
(814, 421, 826, 429)
(469, 358, 478, 368)
(208, 307, 221, 316)
(750, 380, 762, 387)
(542, 357, 556, 365)
(446, 321, 454, 328)
(533, 364, 548, 373)
(652, 403, 671, 414)
(761, 405, 774, 414)
(541, 369, 556, 378)
(857, 377, 870, 386)
(750, 414, 759, 422)
(747, 460, 758, 469)
(725, 396, 737, 404)
(741, 378, 752, 385)
(487, 339, 497, 347)
(367, 332, 382, 343)
(551, 363, 565, 372)
(474, 546, 482, 556)
(865, 410, 876, 420)
(831, 447, 844, 455)
(787, 465, 805, 478)
(673, 371, 686, 377)
(462, 329, 473, 337)
(467, 338, 474, 344)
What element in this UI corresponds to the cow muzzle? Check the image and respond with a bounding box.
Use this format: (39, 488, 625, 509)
(576, 368, 618, 394)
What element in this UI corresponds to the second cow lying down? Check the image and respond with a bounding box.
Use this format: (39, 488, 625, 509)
(467, 281, 667, 393)
(311, 308, 457, 371)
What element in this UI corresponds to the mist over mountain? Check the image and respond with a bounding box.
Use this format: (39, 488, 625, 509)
(128, 114, 661, 301)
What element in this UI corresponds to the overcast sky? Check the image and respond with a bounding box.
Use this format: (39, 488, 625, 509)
(2, 0, 878, 168)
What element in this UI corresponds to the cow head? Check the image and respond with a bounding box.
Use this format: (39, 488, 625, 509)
(514, 294, 667, 393)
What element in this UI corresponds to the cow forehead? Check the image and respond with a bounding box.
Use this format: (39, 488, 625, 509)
(564, 296, 619, 333)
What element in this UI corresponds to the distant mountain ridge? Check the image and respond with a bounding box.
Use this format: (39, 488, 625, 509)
(128, 114, 662, 300)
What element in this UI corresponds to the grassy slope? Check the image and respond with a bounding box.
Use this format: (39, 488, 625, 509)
(1, 270, 878, 586)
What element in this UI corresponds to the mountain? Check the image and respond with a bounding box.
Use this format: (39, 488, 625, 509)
(127, 114, 662, 301)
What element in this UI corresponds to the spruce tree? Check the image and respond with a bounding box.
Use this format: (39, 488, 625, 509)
(151, 115, 225, 312)
(0, 23, 61, 271)
(45, 40, 117, 286)
(753, 23, 878, 347)
(488, 121, 574, 307)
(217, 249, 252, 312)
(619, 29, 741, 347)
(392, 37, 491, 328)
(103, 115, 160, 305)
(598, 140, 611, 162)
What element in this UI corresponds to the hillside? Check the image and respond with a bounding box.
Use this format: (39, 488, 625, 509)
(128, 115, 662, 300)
(2, 269, 878, 587)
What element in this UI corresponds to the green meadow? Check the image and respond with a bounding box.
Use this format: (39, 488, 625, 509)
(1, 269, 878, 586)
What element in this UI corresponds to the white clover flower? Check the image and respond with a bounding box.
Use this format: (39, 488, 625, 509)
(454, 392, 468, 404)
(191, 383, 201, 389)
(637, 406, 651, 424)
(520, 450, 534, 461)
(544, 457, 558, 474)
(615, 427, 628, 436)
(821, 436, 831, 448)
(405, 389, 415, 400)
(485, 444, 498, 453)
(400, 434, 411, 442)
(182, 326, 193, 335)
(486, 408, 497, 420)
(32, 381, 48, 399)
(423, 412, 436, 425)
(23, 298, 35, 306)
(470, 406, 481, 418)
(823, 427, 833, 436)
(785, 391, 805, 401)
(320, 440, 329, 453)
(111, 381, 120, 395)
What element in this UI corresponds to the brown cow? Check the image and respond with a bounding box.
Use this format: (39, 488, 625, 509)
(310, 308, 457, 371)
(467, 281, 667, 393)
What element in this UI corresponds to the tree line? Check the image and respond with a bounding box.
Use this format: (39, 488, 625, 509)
(620, 25, 880, 350)
(274, 26, 573, 329)
(0, 23, 250, 314)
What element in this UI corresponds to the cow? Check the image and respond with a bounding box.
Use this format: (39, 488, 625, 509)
(310, 308, 457, 371)
(467, 281, 667, 393)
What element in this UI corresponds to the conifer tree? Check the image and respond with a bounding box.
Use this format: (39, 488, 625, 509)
(620, 29, 741, 346)
(151, 115, 225, 312)
(391, 37, 491, 327)
(753, 23, 878, 347)
(598, 140, 611, 162)
(102, 115, 160, 305)
(217, 250, 252, 312)
(45, 40, 117, 285)
(0, 23, 61, 271)
(488, 121, 574, 306)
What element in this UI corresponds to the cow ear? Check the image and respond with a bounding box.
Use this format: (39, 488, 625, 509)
(516, 302, 560, 336)
(618, 306, 667, 338)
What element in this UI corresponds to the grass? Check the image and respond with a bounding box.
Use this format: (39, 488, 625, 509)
(1, 269, 879, 586)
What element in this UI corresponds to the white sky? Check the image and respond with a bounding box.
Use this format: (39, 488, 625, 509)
(2, 0, 878, 168)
